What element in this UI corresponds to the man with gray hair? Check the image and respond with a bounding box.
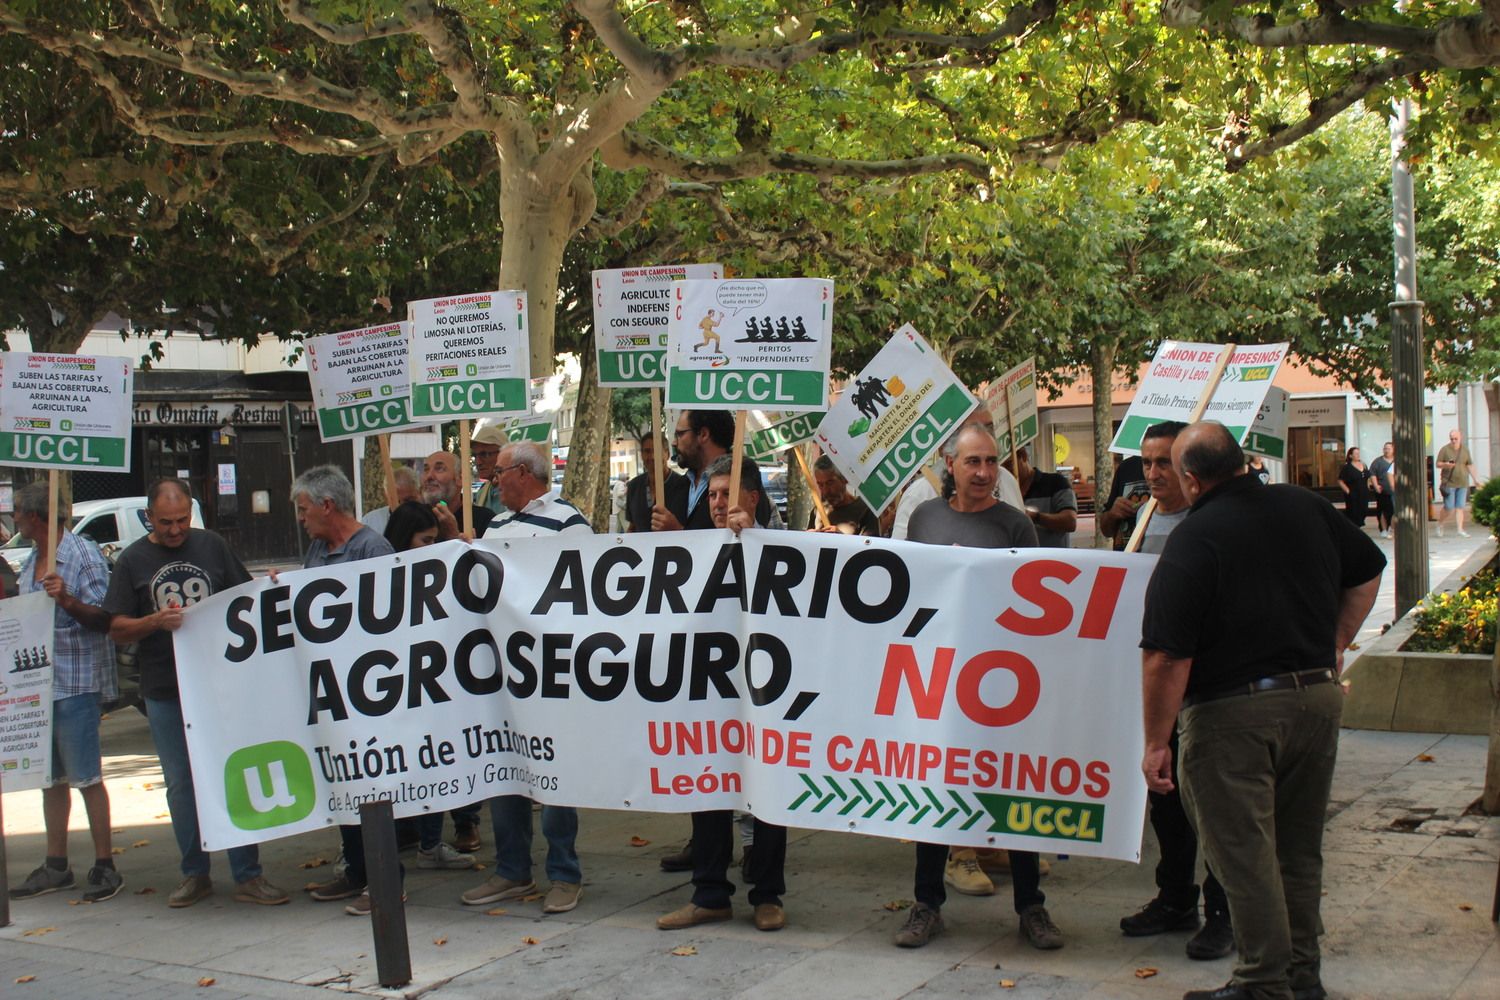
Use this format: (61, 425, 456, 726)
(465, 438, 589, 915)
(360, 464, 420, 535)
(292, 464, 393, 566)
(290, 465, 401, 916)
(7, 483, 122, 903)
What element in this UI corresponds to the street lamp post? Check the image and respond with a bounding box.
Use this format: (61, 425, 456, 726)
(1390, 93, 1428, 619)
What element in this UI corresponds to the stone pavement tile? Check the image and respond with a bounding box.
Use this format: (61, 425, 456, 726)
(1318, 858, 1498, 1000)
(450, 921, 810, 1000)
(1452, 939, 1500, 999)
(734, 939, 980, 1000)
(907, 966, 1092, 999)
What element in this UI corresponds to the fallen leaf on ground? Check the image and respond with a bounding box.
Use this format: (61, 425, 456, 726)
(154, 813, 169, 819)
(629, 836, 650, 847)
(298, 857, 329, 870)
(15, 976, 36, 984)
(1416, 754, 1435, 762)
(1459, 903, 1474, 912)
(433, 937, 448, 947)
(111, 847, 126, 855)
(21, 928, 56, 937)
(882, 899, 912, 911)
(197, 977, 216, 987)
(131, 840, 150, 848)
(670, 945, 697, 957)
(484, 908, 508, 916)
(67, 900, 83, 906)
(522, 936, 540, 945)
(143, 782, 156, 790)
(999, 980, 1015, 989)
(1346, 642, 1360, 651)
(520, 892, 544, 902)
(1135, 968, 1159, 979)
(303, 882, 322, 891)
(474, 863, 487, 870)
(135, 887, 156, 895)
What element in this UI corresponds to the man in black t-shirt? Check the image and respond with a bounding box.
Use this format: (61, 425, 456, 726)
(1005, 447, 1078, 547)
(104, 479, 289, 910)
(1140, 423, 1385, 1000)
(810, 456, 879, 535)
(1098, 454, 1148, 551)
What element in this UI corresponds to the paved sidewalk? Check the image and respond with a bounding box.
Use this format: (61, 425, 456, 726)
(3, 710, 1496, 999)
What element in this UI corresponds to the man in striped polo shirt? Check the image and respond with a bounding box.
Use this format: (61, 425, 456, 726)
(463, 439, 590, 914)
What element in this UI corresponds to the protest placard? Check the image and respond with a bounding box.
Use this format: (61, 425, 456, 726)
(408, 292, 530, 421)
(1245, 386, 1289, 460)
(0, 592, 57, 793)
(593, 265, 721, 388)
(175, 532, 1148, 861)
(1109, 341, 1288, 456)
(746, 410, 825, 461)
(814, 325, 980, 515)
(0, 353, 133, 472)
(664, 278, 833, 413)
(304, 322, 422, 442)
(980, 357, 1039, 458)
(487, 412, 555, 444)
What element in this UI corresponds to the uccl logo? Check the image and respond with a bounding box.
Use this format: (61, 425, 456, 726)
(224, 741, 317, 831)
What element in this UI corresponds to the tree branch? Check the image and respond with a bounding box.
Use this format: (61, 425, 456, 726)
(602, 130, 990, 183)
(583, 172, 670, 239)
(1161, 0, 1500, 67)
(1223, 52, 1442, 168)
(220, 155, 389, 271)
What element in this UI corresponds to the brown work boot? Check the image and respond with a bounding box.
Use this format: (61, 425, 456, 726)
(657, 903, 732, 930)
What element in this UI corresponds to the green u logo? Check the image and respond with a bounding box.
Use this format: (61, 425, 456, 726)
(223, 741, 317, 831)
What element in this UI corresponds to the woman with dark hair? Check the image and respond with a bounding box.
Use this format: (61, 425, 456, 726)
(1338, 446, 1371, 528)
(382, 500, 475, 871)
(383, 499, 440, 552)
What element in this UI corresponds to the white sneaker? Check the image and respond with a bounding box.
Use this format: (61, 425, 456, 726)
(1436, 523, 1445, 537)
(1458, 529, 1470, 538)
(417, 842, 476, 870)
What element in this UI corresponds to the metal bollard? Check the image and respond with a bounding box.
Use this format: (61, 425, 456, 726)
(359, 800, 411, 988)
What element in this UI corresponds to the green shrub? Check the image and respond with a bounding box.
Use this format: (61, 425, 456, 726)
(1473, 477, 1500, 536)
(1406, 568, 1498, 654)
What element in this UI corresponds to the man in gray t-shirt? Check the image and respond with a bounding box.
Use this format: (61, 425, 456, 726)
(290, 466, 400, 916)
(894, 425, 1062, 952)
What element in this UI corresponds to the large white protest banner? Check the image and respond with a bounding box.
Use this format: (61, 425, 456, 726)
(304, 323, 422, 442)
(1109, 341, 1288, 456)
(980, 357, 1039, 457)
(593, 264, 722, 388)
(408, 291, 530, 421)
(0, 353, 133, 472)
(815, 325, 980, 515)
(175, 532, 1149, 861)
(0, 592, 57, 792)
(664, 278, 833, 412)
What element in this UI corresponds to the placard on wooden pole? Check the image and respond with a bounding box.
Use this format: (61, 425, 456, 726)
(458, 419, 473, 538)
(1124, 344, 1236, 554)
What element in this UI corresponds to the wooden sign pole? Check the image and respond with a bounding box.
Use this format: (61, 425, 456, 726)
(44, 470, 59, 576)
(793, 446, 830, 529)
(378, 434, 396, 509)
(1125, 343, 1237, 553)
(458, 419, 473, 538)
(1003, 391, 1020, 474)
(649, 389, 666, 506)
(728, 412, 748, 515)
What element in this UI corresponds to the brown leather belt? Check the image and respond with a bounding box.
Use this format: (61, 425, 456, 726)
(1181, 668, 1338, 709)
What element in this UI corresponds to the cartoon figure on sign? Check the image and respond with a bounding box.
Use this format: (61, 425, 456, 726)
(791, 316, 810, 341)
(853, 376, 892, 420)
(693, 309, 724, 354)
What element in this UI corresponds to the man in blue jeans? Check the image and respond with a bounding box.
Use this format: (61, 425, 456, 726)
(103, 478, 289, 908)
(8, 483, 123, 903)
(460, 440, 588, 914)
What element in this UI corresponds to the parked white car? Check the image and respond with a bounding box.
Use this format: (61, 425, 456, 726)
(0, 495, 206, 576)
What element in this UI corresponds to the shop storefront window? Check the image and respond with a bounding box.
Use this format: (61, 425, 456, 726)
(1288, 426, 1345, 488)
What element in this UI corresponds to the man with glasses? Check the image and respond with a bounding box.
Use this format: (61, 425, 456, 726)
(471, 424, 507, 515)
(466, 440, 591, 915)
